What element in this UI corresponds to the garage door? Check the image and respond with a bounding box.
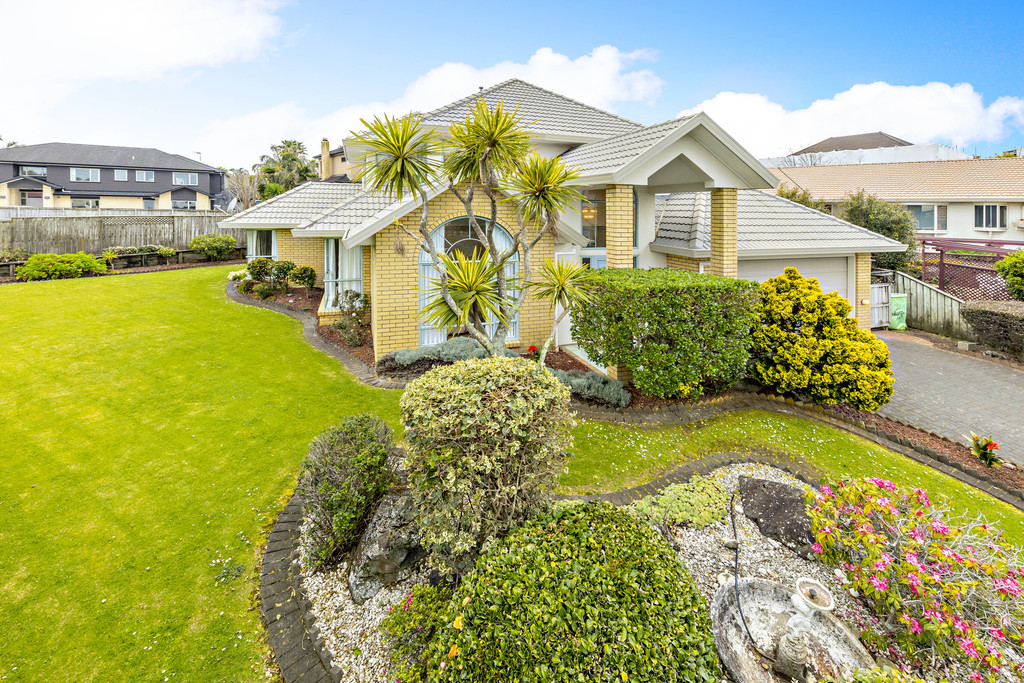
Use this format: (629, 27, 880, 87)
(738, 257, 849, 300)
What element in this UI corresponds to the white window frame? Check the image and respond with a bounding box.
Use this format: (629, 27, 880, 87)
(324, 238, 363, 311)
(70, 167, 100, 182)
(246, 229, 277, 261)
(974, 204, 1008, 229)
(170, 200, 197, 210)
(114, 169, 128, 181)
(906, 204, 937, 232)
(19, 166, 46, 177)
(136, 170, 155, 182)
(172, 172, 198, 186)
(71, 198, 100, 208)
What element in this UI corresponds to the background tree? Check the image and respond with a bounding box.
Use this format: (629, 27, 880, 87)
(0, 135, 17, 148)
(839, 190, 917, 272)
(225, 169, 261, 210)
(777, 184, 829, 213)
(253, 140, 317, 197)
(354, 102, 583, 356)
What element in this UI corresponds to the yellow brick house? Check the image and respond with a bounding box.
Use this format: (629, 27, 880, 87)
(221, 80, 905, 362)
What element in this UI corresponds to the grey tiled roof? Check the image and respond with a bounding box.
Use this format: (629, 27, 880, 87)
(653, 190, 905, 253)
(559, 116, 695, 176)
(221, 181, 364, 225)
(298, 191, 396, 231)
(0, 142, 220, 172)
(421, 79, 642, 139)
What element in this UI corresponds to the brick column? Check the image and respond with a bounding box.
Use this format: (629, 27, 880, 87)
(605, 185, 634, 269)
(709, 188, 738, 278)
(855, 253, 872, 330)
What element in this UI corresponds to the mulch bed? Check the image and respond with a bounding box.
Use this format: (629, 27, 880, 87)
(542, 350, 592, 373)
(829, 402, 1024, 490)
(317, 323, 376, 369)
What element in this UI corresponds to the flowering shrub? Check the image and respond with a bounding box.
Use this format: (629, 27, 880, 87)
(247, 257, 273, 282)
(526, 344, 539, 360)
(227, 269, 248, 281)
(379, 585, 453, 683)
(966, 431, 1001, 468)
(807, 477, 1024, 679)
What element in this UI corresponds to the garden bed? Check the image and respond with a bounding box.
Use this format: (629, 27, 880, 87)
(318, 324, 375, 369)
(829, 402, 1024, 491)
(0, 257, 246, 283)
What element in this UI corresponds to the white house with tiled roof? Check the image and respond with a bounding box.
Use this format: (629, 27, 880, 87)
(223, 79, 903, 360)
(770, 158, 1024, 239)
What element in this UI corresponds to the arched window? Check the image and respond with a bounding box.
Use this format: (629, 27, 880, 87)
(418, 217, 519, 346)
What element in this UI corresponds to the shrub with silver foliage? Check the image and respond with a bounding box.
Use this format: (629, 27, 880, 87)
(549, 368, 630, 407)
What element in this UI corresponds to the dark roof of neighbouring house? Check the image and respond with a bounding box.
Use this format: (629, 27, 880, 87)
(0, 142, 221, 173)
(420, 79, 644, 139)
(312, 146, 346, 160)
(794, 132, 913, 155)
(651, 189, 907, 255)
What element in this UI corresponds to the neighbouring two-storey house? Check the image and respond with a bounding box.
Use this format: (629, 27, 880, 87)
(222, 80, 904, 367)
(0, 143, 225, 210)
(770, 158, 1024, 240)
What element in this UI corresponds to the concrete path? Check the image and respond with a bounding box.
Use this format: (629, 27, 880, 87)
(876, 331, 1024, 467)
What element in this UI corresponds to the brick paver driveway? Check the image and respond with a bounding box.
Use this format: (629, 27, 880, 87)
(876, 330, 1024, 467)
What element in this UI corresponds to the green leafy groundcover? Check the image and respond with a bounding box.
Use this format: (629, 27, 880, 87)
(570, 268, 758, 398)
(426, 503, 720, 683)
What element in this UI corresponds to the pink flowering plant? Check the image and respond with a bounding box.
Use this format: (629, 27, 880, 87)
(807, 477, 1024, 679)
(379, 584, 453, 683)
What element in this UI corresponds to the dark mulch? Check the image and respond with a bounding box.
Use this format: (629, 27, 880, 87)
(542, 350, 592, 373)
(622, 386, 745, 410)
(247, 286, 324, 313)
(318, 323, 375, 369)
(829, 403, 1024, 490)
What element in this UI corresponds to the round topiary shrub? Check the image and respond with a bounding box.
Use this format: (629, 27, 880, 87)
(401, 356, 571, 575)
(426, 503, 720, 682)
(297, 414, 397, 569)
(751, 267, 894, 410)
(290, 265, 317, 295)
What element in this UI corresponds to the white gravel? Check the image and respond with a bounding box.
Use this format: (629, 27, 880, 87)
(299, 522, 426, 683)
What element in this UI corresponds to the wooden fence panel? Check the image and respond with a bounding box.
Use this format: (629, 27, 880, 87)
(0, 214, 246, 253)
(892, 271, 978, 341)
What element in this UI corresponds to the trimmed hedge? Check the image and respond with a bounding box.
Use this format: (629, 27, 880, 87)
(401, 356, 571, 575)
(297, 414, 396, 569)
(751, 268, 894, 410)
(189, 233, 237, 261)
(570, 268, 760, 398)
(16, 252, 106, 281)
(961, 300, 1024, 361)
(426, 503, 720, 682)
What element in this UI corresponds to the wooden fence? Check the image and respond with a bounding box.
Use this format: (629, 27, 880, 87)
(0, 207, 227, 221)
(0, 214, 246, 254)
(892, 271, 978, 341)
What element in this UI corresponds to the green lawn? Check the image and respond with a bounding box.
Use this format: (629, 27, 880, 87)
(562, 410, 1024, 545)
(0, 266, 401, 682)
(3, 265, 1020, 682)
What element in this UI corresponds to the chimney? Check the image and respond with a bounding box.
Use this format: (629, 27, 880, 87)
(320, 138, 331, 180)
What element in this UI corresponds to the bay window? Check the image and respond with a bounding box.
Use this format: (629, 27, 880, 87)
(323, 239, 362, 310)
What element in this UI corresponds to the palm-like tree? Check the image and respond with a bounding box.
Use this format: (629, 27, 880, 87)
(253, 140, 317, 194)
(353, 100, 583, 357)
(528, 258, 595, 366)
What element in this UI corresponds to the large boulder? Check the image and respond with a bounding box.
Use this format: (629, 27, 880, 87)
(347, 489, 426, 604)
(737, 477, 815, 555)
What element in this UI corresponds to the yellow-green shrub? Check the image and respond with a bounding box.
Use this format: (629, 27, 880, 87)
(401, 356, 571, 575)
(751, 268, 893, 410)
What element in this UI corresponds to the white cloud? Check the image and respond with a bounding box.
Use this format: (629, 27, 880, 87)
(194, 45, 665, 167)
(680, 82, 1024, 158)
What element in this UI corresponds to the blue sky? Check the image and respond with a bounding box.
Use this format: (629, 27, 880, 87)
(5, 0, 1023, 168)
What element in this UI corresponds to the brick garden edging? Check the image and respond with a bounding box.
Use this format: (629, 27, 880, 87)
(260, 493, 342, 683)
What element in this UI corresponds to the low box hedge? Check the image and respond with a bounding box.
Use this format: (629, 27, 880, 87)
(961, 300, 1024, 361)
(570, 268, 759, 398)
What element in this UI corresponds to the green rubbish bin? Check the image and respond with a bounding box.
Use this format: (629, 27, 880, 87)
(889, 293, 908, 330)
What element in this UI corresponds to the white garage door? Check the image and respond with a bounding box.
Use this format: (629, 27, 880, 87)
(738, 257, 849, 299)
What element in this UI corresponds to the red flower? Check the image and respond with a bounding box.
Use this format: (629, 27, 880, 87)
(988, 441, 999, 450)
